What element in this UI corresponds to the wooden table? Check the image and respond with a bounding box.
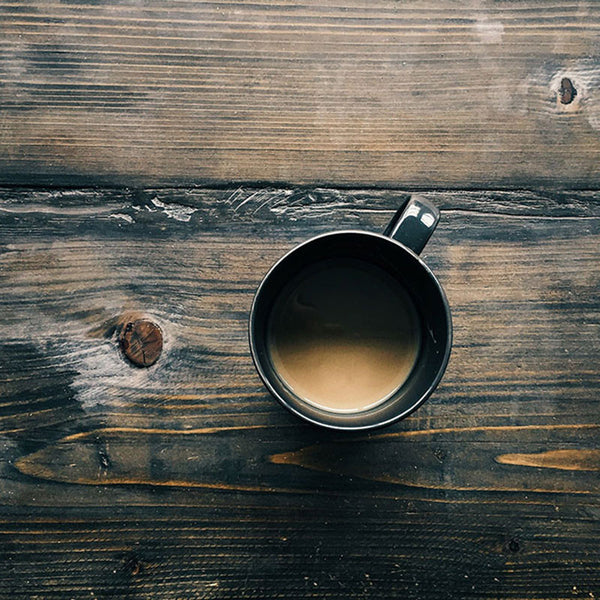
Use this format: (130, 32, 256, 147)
(1, 2, 599, 598)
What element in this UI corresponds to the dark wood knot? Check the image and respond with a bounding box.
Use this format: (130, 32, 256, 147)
(559, 78, 576, 105)
(119, 319, 163, 368)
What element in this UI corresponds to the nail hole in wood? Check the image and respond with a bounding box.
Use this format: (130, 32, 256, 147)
(559, 78, 576, 105)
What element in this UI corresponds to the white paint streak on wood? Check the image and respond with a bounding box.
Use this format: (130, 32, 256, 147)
(150, 197, 198, 222)
(109, 213, 134, 224)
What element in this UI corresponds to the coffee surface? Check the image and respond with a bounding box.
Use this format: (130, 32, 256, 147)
(268, 258, 421, 413)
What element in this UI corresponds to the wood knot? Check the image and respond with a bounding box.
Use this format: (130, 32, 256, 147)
(559, 77, 576, 105)
(119, 319, 163, 368)
(506, 538, 520, 554)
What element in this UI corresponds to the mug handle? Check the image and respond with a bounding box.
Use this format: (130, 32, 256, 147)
(383, 195, 440, 255)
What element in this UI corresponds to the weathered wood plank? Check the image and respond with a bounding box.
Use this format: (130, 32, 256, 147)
(1, 1, 600, 187)
(0, 502, 597, 600)
(0, 187, 599, 598)
(13, 423, 600, 494)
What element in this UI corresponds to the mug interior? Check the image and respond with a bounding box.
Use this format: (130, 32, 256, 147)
(249, 231, 451, 430)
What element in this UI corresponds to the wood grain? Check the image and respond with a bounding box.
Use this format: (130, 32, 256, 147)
(496, 449, 600, 472)
(14, 423, 600, 494)
(2, 1, 600, 187)
(0, 187, 599, 598)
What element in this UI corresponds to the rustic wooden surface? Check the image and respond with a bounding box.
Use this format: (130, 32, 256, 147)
(2, 1, 600, 187)
(0, 187, 599, 599)
(2, 1, 600, 597)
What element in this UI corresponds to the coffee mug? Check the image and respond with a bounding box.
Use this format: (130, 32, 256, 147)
(249, 196, 452, 430)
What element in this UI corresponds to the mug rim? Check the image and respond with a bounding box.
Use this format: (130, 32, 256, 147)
(248, 230, 453, 431)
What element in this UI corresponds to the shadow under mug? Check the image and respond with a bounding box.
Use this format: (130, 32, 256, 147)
(249, 196, 452, 430)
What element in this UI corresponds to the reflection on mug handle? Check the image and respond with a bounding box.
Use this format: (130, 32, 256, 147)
(383, 195, 440, 255)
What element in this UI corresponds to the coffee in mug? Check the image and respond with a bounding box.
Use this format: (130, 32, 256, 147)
(249, 195, 452, 430)
(268, 258, 421, 413)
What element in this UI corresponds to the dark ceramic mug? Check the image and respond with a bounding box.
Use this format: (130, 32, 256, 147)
(249, 196, 452, 430)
